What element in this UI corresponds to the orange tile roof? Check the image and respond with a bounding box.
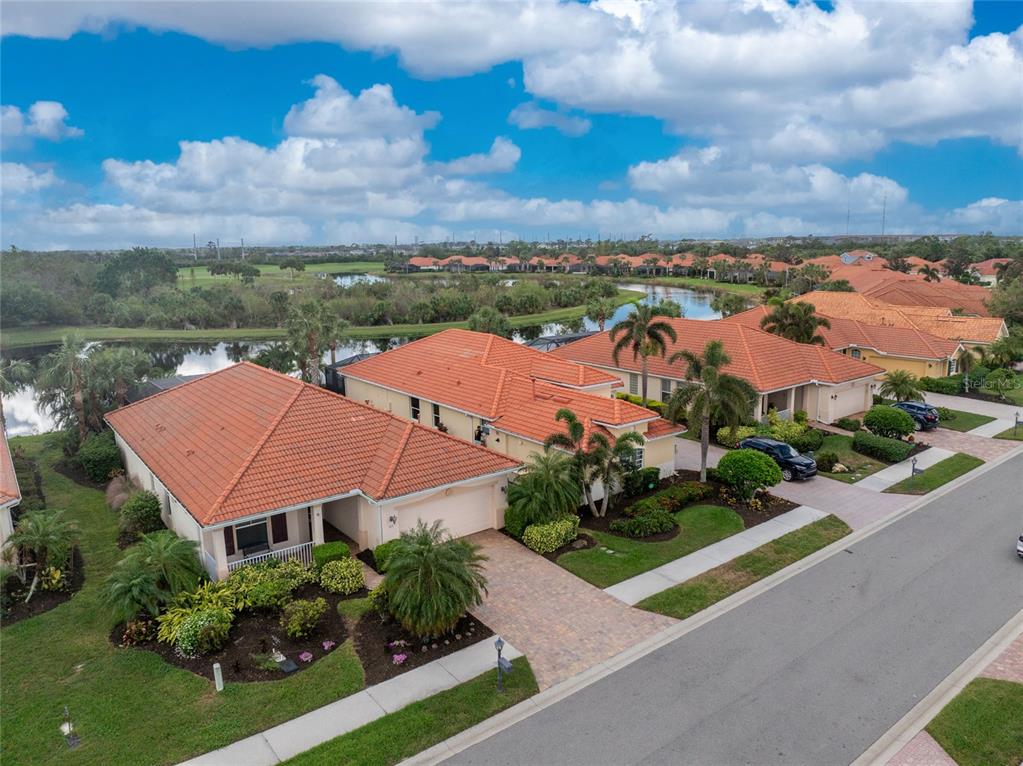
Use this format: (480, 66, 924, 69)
(971, 258, 1010, 276)
(106, 363, 520, 526)
(0, 426, 21, 507)
(862, 279, 992, 316)
(550, 318, 883, 393)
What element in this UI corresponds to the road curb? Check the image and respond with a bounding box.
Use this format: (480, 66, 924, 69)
(851, 608, 1023, 766)
(400, 448, 1023, 765)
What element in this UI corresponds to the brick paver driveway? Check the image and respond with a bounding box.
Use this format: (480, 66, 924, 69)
(467, 530, 674, 690)
(916, 427, 1021, 461)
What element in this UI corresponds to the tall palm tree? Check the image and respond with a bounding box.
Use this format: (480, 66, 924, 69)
(760, 302, 831, 345)
(798, 264, 830, 289)
(585, 297, 617, 331)
(7, 510, 79, 603)
(35, 333, 90, 441)
(610, 304, 678, 406)
(878, 370, 924, 402)
(665, 340, 756, 482)
(545, 408, 601, 514)
(325, 316, 352, 366)
(0, 357, 32, 427)
(286, 301, 330, 383)
(588, 430, 644, 517)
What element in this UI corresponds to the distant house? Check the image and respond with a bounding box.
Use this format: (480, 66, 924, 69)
(0, 426, 22, 561)
(106, 363, 521, 579)
(549, 318, 884, 424)
(969, 258, 1011, 286)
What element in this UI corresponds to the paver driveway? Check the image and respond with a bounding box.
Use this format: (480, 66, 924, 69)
(916, 427, 1021, 461)
(467, 530, 674, 690)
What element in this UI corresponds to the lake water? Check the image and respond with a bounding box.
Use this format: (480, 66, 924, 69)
(2, 279, 720, 436)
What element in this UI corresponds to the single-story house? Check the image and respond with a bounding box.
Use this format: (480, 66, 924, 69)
(549, 318, 885, 424)
(0, 426, 22, 559)
(106, 362, 521, 580)
(339, 329, 684, 480)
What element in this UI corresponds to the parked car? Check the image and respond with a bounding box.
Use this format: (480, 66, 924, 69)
(1017, 533, 1023, 559)
(738, 436, 817, 481)
(893, 401, 940, 431)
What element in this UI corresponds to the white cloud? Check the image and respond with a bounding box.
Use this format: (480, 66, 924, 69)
(1, 101, 82, 145)
(1, 162, 58, 194)
(508, 102, 591, 137)
(947, 198, 1023, 232)
(435, 137, 521, 175)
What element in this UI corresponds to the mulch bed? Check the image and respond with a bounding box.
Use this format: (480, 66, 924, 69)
(2, 547, 85, 627)
(354, 611, 492, 686)
(114, 584, 359, 683)
(497, 528, 600, 562)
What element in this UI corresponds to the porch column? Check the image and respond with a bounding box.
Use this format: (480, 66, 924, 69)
(210, 527, 230, 581)
(786, 387, 796, 415)
(311, 504, 325, 545)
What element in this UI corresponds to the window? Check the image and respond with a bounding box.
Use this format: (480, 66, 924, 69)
(625, 447, 644, 471)
(850, 349, 862, 359)
(234, 520, 269, 554)
(661, 378, 673, 402)
(410, 397, 421, 420)
(629, 373, 639, 395)
(948, 357, 958, 375)
(433, 403, 442, 428)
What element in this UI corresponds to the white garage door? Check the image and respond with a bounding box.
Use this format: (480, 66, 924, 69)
(398, 483, 495, 539)
(830, 384, 867, 422)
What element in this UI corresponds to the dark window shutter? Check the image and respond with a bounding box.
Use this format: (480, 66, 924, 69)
(223, 527, 235, 556)
(270, 514, 289, 544)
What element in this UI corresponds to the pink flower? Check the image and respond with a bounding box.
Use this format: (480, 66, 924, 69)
(299, 651, 314, 663)
(322, 640, 336, 651)
(392, 653, 408, 665)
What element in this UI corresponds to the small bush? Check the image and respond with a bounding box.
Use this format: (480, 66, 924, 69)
(917, 375, 963, 395)
(793, 410, 808, 425)
(852, 431, 914, 463)
(787, 429, 823, 453)
(864, 405, 915, 439)
(320, 557, 364, 595)
(609, 508, 676, 538)
(615, 392, 665, 415)
(368, 584, 390, 619)
(77, 430, 123, 483)
(716, 425, 758, 448)
(815, 451, 840, 472)
(120, 491, 163, 534)
(373, 540, 401, 572)
(715, 449, 782, 504)
(936, 406, 956, 422)
(625, 481, 711, 516)
(835, 417, 861, 432)
(175, 607, 233, 657)
(105, 475, 134, 511)
(312, 541, 349, 571)
(623, 467, 661, 497)
(280, 597, 328, 638)
(521, 515, 580, 554)
(227, 559, 314, 611)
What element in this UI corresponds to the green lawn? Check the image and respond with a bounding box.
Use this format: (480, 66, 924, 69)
(816, 433, 886, 484)
(177, 261, 385, 287)
(556, 504, 745, 588)
(628, 275, 767, 296)
(636, 515, 851, 619)
(882, 452, 984, 495)
(993, 425, 1023, 441)
(0, 289, 643, 349)
(937, 409, 996, 432)
(979, 386, 1023, 406)
(927, 678, 1023, 766)
(284, 658, 537, 766)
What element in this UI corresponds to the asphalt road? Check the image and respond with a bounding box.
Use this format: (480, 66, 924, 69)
(446, 452, 1023, 766)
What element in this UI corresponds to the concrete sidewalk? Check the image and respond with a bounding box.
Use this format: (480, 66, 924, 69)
(923, 391, 1021, 420)
(179, 637, 521, 766)
(604, 505, 828, 605)
(856, 446, 956, 492)
(967, 418, 1013, 437)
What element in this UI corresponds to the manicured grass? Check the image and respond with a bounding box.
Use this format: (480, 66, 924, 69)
(937, 409, 996, 432)
(0, 435, 369, 766)
(0, 289, 643, 349)
(927, 677, 1023, 766)
(816, 433, 886, 484)
(556, 504, 745, 588)
(283, 658, 537, 766)
(882, 452, 984, 495)
(636, 515, 851, 619)
(993, 425, 1023, 441)
(629, 275, 767, 296)
(979, 386, 1023, 406)
(177, 261, 385, 286)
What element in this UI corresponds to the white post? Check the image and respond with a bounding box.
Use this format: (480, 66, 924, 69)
(213, 663, 224, 692)
(311, 504, 325, 546)
(211, 528, 230, 581)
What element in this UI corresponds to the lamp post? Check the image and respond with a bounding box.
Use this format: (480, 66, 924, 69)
(1015, 411, 1021, 438)
(494, 637, 513, 692)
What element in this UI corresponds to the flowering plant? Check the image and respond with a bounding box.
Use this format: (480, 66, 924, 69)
(298, 651, 314, 663)
(387, 639, 408, 649)
(392, 653, 407, 665)
(322, 640, 336, 651)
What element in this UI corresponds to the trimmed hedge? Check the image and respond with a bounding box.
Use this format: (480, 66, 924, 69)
(918, 375, 963, 395)
(623, 481, 712, 517)
(864, 405, 915, 439)
(835, 417, 861, 432)
(716, 425, 758, 448)
(78, 430, 123, 483)
(312, 541, 349, 571)
(716, 449, 782, 502)
(280, 597, 328, 638)
(521, 516, 580, 554)
(624, 467, 661, 497)
(373, 540, 401, 572)
(852, 431, 914, 463)
(788, 429, 824, 453)
(319, 557, 364, 595)
(615, 391, 666, 415)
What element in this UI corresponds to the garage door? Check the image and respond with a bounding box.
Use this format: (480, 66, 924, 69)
(397, 483, 495, 539)
(830, 384, 867, 422)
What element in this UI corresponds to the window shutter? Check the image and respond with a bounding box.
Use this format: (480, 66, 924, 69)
(270, 513, 289, 544)
(223, 527, 235, 556)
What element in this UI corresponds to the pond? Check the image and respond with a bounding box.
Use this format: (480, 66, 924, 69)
(2, 279, 721, 436)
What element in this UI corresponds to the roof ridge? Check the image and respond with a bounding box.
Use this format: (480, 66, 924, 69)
(208, 381, 305, 519)
(490, 367, 508, 419)
(481, 332, 496, 366)
(734, 325, 760, 390)
(373, 420, 415, 498)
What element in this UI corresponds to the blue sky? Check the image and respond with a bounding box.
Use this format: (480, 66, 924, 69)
(1, 1, 1021, 249)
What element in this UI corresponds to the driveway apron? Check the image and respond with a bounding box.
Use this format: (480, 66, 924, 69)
(916, 427, 1022, 461)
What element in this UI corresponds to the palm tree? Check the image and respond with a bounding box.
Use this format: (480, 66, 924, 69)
(126, 531, 203, 597)
(878, 370, 923, 402)
(324, 316, 352, 366)
(286, 301, 330, 383)
(544, 409, 602, 514)
(505, 448, 580, 532)
(103, 555, 165, 624)
(35, 333, 90, 441)
(760, 302, 831, 345)
(610, 304, 678, 406)
(585, 298, 618, 332)
(917, 265, 941, 282)
(710, 293, 749, 318)
(588, 430, 644, 517)
(665, 340, 756, 482)
(383, 520, 487, 638)
(7, 510, 79, 603)
(798, 264, 830, 289)
(0, 357, 32, 427)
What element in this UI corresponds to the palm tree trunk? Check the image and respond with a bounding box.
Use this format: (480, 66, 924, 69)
(330, 341, 337, 366)
(700, 415, 710, 483)
(584, 484, 598, 517)
(641, 356, 648, 407)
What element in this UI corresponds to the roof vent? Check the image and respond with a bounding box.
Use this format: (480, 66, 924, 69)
(185, 448, 194, 456)
(155, 424, 165, 432)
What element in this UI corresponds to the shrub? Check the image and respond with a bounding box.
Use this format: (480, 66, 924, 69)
(623, 467, 660, 497)
(521, 515, 580, 554)
(609, 508, 676, 538)
(368, 584, 390, 619)
(320, 558, 364, 595)
(105, 474, 134, 512)
(793, 410, 808, 425)
(864, 405, 915, 439)
(120, 491, 163, 534)
(917, 375, 963, 395)
(787, 429, 824, 453)
(715, 449, 782, 505)
(815, 451, 840, 472)
(312, 541, 349, 571)
(767, 416, 807, 444)
(280, 597, 328, 638)
(175, 607, 233, 657)
(77, 430, 123, 482)
(615, 391, 665, 415)
(835, 417, 861, 432)
(624, 481, 711, 517)
(852, 431, 914, 463)
(936, 406, 956, 422)
(227, 559, 314, 611)
(373, 540, 401, 573)
(716, 425, 758, 448)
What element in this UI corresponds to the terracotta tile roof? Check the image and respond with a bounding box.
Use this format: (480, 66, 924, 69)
(972, 258, 1011, 276)
(0, 425, 21, 507)
(550, 318, 883, 393)
(862, 279, 992, 316)
(105, 363, 520, 526)
(643, 418, 686, 439)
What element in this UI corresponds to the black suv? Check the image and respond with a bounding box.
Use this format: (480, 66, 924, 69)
(892, 401, 939, 431)
(738, 437, 818, 481)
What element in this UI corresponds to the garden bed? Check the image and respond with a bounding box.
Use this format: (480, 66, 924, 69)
(1, 546, 85, 626)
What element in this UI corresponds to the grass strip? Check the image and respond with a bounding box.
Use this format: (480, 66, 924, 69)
(882, 452, 984, 495)
(816, 433, 886, 484)
(283, 658, 537, 766)
(993, 426, 1023, 441)
(927, 677, 1023, 766)
(936, 409, 996, 432)
(636, 515, 851, 619)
